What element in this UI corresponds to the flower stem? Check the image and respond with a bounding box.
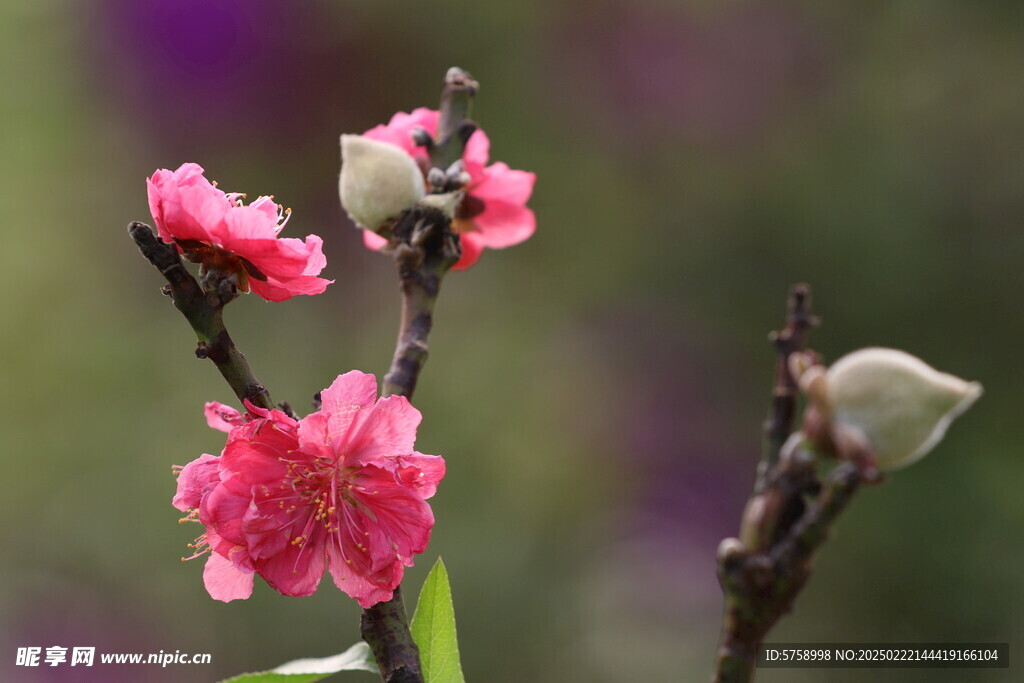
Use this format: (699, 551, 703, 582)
(128, 221, 273, 410)
(712, 286, 864, 683)
(359, 68, 473, 683)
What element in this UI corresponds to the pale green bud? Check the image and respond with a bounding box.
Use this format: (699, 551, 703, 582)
(339, 135, 425, 232)
(823, 347, 982, 470)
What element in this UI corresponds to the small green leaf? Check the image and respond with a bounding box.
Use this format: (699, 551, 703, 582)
(217, 642, 378, 682)
(410, 557, 465, 683)
(218, 674, 332, 683)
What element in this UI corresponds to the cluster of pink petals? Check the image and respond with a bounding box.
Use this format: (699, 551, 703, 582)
(148, 163, 331, 301)
(173, 371, 445, 608)
(361, 108, 537, 270)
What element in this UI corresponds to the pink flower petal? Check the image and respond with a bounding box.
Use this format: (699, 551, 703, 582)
(204, 402, 243, 433)
(147, 164, 213, 241)
(242, 507, 293, 560)
(148, 180, 217, 245)
(462, 129, 491, 179)
(382, 452, 447, 500)
(295, 412, 334, 461)
(217, 201, 283, 242)
(284, 274, 332, 296)
(201, 475, 254, 547)
(327, 542, 397, 608)
(221, 238, 308, 280)
(350, 466, 435, 560)
(255, 538, 327, 597)
(249, 275, 331, 301)
(247, 280, 296, 302)
(166, 163, 206, 185)
(172, 453, 220, 511)
(343, 395, 422, 466)
(173, 181, 233, 245)
(241, 400, 299, 428)
(203, 552, 255, 602)
(300, 234, 328, 275)
(403, 108, 440, 135)
(249, 196, 284, 227)
(320, 371, 379, 413)
(318, 371, 380, 445)
(452, 232, 484, 270)
(206, 529, 253, 571)
(472, 163, 536, 206)
(470, 201, 537, 250)
(361, 123, 413, 152)
(362, 230, 389, 251)
(363, 108, 438, 161)
(219, 428, 292, 487)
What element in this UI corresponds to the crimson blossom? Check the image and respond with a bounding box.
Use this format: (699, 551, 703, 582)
(361, 108, 536, 270)
(173, 371, 445, 608)
(148, 163, 331, 301)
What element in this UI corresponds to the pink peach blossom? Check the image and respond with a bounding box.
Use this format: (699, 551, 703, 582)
(361, 108, 536, 270)
(147, 163, 331, 301)
(173, 372, 445, 608)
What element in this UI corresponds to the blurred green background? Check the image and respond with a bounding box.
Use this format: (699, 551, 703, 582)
(1, 1, 1021, 681)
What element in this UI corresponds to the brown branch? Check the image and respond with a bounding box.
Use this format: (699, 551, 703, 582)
(360, 67, 470, 683)
(755, 284, 817, 493)
(128, 221, 273, 410)
(381, 207, 461, 399)
(714, 445, 863, 683)
(772, 462, 862, 566)
(712, 285, 868, 683)
(361, 586, 423, 683)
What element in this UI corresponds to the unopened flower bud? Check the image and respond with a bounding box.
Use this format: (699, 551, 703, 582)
(823, 347, 982, 470)
(339, 135, 425, 232)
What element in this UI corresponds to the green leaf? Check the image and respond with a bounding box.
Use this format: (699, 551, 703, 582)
(410, 557, 466, 683)
(217, 642, 378, 682)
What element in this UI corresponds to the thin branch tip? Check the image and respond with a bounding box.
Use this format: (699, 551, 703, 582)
(445, 66, 478, 93)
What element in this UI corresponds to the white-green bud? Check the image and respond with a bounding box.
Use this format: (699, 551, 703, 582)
(339, 135, 425, 232)
(823, 347, 982, 470)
